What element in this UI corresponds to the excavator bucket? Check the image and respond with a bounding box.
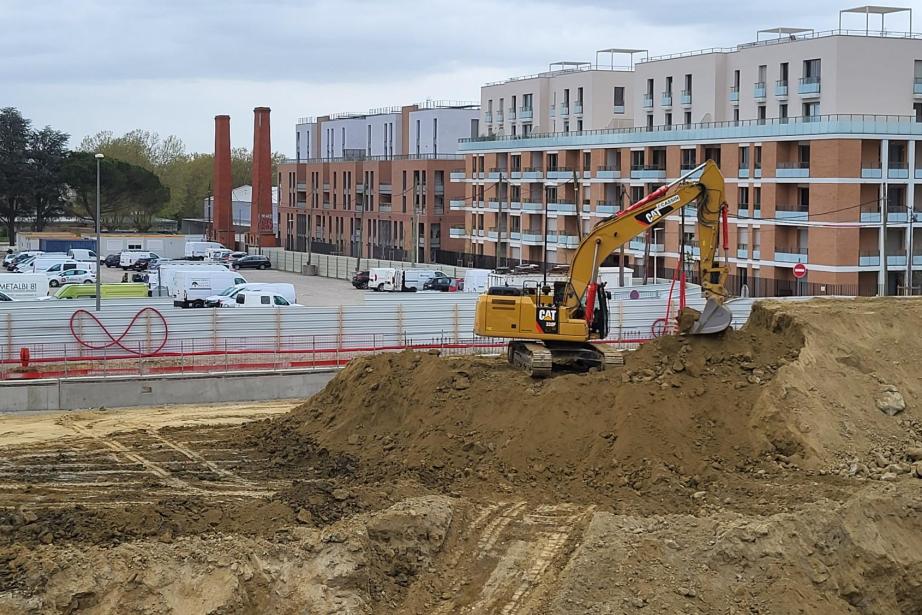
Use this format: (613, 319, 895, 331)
(678, 299, 733, 335)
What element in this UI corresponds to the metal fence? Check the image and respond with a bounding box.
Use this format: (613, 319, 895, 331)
(0, 291, 761, 380)
(251, 247, 469, 280)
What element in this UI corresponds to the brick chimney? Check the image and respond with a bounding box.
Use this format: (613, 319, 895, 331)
(212, 115, 234, 248)
(250, 106, 276, 247)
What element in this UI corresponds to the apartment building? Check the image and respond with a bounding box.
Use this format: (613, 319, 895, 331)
(278, 101, 479, 262)
(456, 6, 922, 296)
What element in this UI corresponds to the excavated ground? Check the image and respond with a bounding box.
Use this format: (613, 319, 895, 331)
(2, 298, 922, 614)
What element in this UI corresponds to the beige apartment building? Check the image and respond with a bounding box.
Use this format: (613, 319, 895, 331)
(278, 101, 478, 262)
(456, 7, 922, 296)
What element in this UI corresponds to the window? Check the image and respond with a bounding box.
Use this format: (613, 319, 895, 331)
(799, 144, 810, 166)
(757, 64, 767, 85)
(780, 103, 789, 121)
(803, 102, 820, 120)
(511, 124, 517, 136)
(523, 124, 532, 136)
(780, 62, 789, 84)
(665, 76, 673, 96)
(684, 73, 692, 95)
(757, 105, 766, 123)
(733, 108, 740, 123)
(128, 243, 142, 250)
(613, 87, 625, 109)
(523, 93, 533, 110)
(733, 69, 740, 89)
(681, 148, 697, 170)
(739, 146, 750, 169)
(260, 296, 270, 305)
(646, 78, 654, 96)
(631, 186, 645, 203)
(416, 119, 421, 155)
(915, 102, 922, 123)
(274, 296, 290, 306)
(432, 117, 438, 153)
(577, 119, 583, 131)
(631, 150, 645, 168)
(583, 152, 591, 170)
(684, 111, 691, 126)
(738, 227, 749, 251)
(804, 58, 821, 79)
(646, 114, 654, 130)
(738, 186, 750, 209)
(367, 124, 372, 154)
(665, 112, 672, 127)
(563, 120, 570, 133)
(754, 146, 762, 170)
(753, 187, 762, 212)
(577, 86, 584, 106)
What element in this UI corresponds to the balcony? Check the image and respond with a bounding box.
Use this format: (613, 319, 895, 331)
(322, 201, 332, 209)
(775, 80, 789, 98)
(548, 201, 578, 214)
(510, 169, 522, 179)
(860, 205, 881, 222)
(858, 253, 920, 267)
(484, 112, 493, 123)
(496, 111, 504, 123)
(799, 76, 821, 96)
(739, 167, 750, 178)
(379, 183, 392, 194)
(774, 250, 808, 263)
(888, 163, 909, 179)
(613, 104, 625, 114)
(775, 203, 809, 221)
(296, 182, 306, 191)
(776, 162, 810, 178)
(752, 249, 761, 260)
(560, 104, 570, 116)
(556, 234, 580, 248)
(546, 167, 574, 180)
(522, 230, 544, 244)
(573, 103, 583, 115)
(915, 78, 922, 97)
(449, 226, 467, 239)
(661, 92, 673, 107)
(434, 183, 445, 195)
(680, 90, 692, 106)
(916, 168, 922, 180)
(729, 86, 739, 103)
(487, 168, 504, 181)
(861, 164, 882, 179)
(379, 204, 392, 213)
(737, 206, 749, 218)
(736, 248, 748, 259)
(449, 199, 465, 211)
(549, 104, 556, 117)
(522, 168, 543, 180)
(521, 201, 543, 212)
(754, 82, 766, 100)
(596, 202, 620, 216)
(519, 107, 534, 120)
(642, 94, 653, 109)
(596, 166, 621, 180)
(754, 167, 762, 178)
(508, 107, 517, 121)
(630, 165, 667, 180)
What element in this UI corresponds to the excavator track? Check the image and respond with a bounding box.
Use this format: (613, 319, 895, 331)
(594, 344, 625, 369)
(508, 341, 553, 378)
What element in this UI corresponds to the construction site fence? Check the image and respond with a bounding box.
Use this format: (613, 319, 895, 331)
(249, 247, 468, 280)
(0, 293, 758, 381)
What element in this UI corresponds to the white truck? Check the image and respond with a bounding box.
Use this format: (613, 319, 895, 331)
(185, 241, 225, 260)
(45, 260, 98, 274)
(171, 270, 247, 308)
(205, 282, 296, 307)
(149, 262, 229, 296)
(67, 249, 97, 262)
(0, 273, 49, 300)
(231, 291, 300, 307)
(368, 267, 443, 292)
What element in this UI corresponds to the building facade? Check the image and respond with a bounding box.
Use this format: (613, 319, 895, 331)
(279, 101, 479, 262)
(457, 9, 922, 296)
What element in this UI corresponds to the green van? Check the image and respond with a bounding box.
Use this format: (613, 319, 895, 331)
(53, 283, 149, 299)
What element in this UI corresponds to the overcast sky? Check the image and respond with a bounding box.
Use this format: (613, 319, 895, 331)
(3, 0, 876, 156)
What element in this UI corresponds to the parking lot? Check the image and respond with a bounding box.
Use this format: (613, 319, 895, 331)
(97, 262, 366, 306)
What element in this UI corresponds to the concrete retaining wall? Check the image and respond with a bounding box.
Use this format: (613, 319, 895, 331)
(0, 369, 338, 413)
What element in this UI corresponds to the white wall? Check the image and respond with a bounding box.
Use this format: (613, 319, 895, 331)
(295, 122, 315, 161)
(409, 108, 479, 156)
(363, 113, 402, 157)
(320, 118, 367, 158)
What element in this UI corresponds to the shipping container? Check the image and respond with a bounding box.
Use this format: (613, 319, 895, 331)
(38, 238, 97, 253)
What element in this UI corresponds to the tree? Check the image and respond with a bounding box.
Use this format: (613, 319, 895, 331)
(0, 108, 32, 243)
(27, 126, 70, 231)
(62, 152, 170, 232)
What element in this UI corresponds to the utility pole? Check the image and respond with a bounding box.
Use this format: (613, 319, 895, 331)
(496, 172, 504, 270)
(411, 171, 419, 267)
(94, 153, 103, 312)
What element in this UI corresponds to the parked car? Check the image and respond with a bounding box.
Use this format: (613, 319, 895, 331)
(232, 255, 271, 270)
(130, 254, 160, 271)
(228, 251, 248, 262)
(205, 282, 296, 307)
(231, 291, 300, 307)
(351, 270, 370, 289)
(104, 254, 121, 268)
(48, 269, 96, 288)
(423, 275, 463, 292)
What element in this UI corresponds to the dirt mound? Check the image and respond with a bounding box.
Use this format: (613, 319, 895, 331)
(248, 298, 922, 508)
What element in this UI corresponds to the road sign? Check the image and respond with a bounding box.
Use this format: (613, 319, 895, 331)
(793, 262, 807, 279)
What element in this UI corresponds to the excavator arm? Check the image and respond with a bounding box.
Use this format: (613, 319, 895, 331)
(563, 159, 730, 333)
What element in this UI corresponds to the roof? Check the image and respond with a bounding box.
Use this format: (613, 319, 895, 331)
(757, 27, 814, 35)
(229, 185, 280, 205)
(841, 5, 910, 14)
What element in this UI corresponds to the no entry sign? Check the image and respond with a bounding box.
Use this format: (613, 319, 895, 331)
(793, 262, 807, 279)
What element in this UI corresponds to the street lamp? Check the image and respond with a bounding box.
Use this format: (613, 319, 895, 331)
(95, 153, 104, 312)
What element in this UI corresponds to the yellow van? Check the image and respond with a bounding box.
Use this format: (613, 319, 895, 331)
(53, 283, 149, 299)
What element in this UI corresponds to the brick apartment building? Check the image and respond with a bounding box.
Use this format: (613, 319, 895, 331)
(277, 101, 478, 263)
(455, 6, 922, 296)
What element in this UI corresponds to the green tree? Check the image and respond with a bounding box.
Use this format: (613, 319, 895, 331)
(62, 152, 169, 232)
(27, 126, 71, 231)
(0, 108, 32, 243)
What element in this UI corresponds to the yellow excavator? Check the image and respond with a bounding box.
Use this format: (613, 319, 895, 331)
(474, 160, 732, 376)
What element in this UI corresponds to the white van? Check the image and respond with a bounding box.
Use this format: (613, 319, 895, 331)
(120, 251, 156, 269)
(206, 248, 232, 262)
(21, 255, 84, 274)
(205, 282, 296, 307)
(462, 269, 491, 293)
(67, 249, 97, 262)
(404, 268, 444, 290)
(232, 291, 300, 307)
(0, 273, 49, 300)
(172, 270, 247, 308)
(151, 262, 229, 296)
(368, 268, 398, 291)
(370, 268, 443, 292)
(185, 241, 224, 260)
